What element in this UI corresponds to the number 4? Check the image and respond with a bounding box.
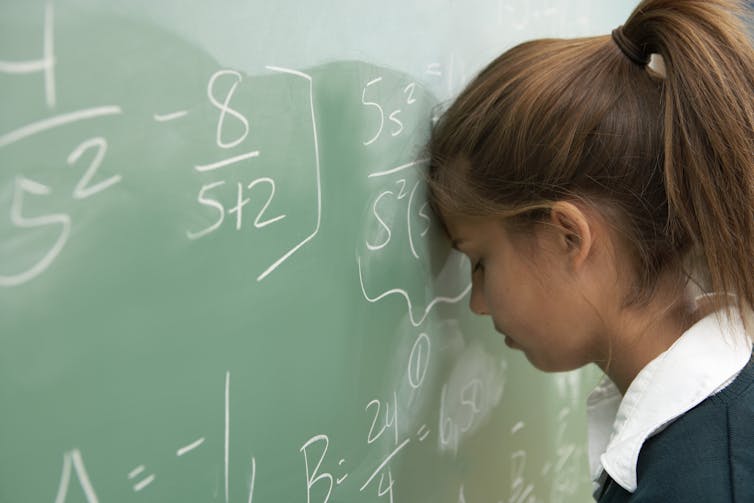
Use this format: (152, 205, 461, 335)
(378, 470, 395, 503)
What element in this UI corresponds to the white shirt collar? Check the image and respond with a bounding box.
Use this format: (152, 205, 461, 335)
(586, 305, 753, 493)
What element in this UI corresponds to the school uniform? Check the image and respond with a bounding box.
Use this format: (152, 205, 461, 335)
(587, 303, 754, 502)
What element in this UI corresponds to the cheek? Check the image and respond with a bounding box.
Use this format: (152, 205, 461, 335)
(484, 283, 534, 335)
(483, 257, 553, 334)
(489, 276, 564, 342)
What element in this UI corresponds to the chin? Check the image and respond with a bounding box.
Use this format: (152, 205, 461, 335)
(525, 353, 583, 373)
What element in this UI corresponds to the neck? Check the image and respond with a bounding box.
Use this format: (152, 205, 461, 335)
(597, 284, 698, 395)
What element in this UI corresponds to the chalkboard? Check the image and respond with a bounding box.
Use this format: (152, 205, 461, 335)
(0, 1, 635, 502)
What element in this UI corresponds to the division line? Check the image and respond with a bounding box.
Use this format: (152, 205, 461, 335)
(359, 438, 411, 492)
(256, 66, 321, 282)
(367, 158, 429, 178)
(0, 106, 122, 149)
(177, 437, 206, 456)
(195, 150, 260, 172)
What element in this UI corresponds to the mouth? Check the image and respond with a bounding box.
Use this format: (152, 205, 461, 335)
(495, 324, 519, 349)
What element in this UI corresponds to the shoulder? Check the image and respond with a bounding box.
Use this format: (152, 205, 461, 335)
(629, 360, 754, 502)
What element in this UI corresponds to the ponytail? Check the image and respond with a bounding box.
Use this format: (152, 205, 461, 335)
(623, 0, 754, 314)
(429, 0, 754, 316)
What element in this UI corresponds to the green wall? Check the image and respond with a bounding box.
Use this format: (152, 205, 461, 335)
(0, 1, 635, 501)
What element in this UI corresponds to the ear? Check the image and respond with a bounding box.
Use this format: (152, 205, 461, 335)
(548, 201, 593, 271)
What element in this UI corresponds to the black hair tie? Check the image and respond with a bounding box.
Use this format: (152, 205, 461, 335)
(611, 25, 649, 66)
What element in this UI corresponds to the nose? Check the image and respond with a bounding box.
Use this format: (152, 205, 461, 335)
(468, 278, 488, 316)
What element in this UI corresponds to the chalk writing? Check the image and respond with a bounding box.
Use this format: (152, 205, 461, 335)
(53, 450, 99, 503)
(1, 132, 122, 286)
(0, 3, 125, 287)
(0, 2, 55, 107)
(208, 69, 249, 149)
(3, 4, 600, 501)
(180, 65, 321, 282)
(361, 77, 417, 146)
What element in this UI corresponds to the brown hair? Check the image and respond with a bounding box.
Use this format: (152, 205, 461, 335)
(428, 0, 754, 314)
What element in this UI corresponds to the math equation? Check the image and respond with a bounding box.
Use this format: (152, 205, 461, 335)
(2, 2, 596, 502)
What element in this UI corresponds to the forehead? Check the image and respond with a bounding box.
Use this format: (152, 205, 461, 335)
(441, 213, 503, 246)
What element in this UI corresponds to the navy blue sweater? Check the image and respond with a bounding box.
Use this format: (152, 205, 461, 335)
(597, 352, 754, 502)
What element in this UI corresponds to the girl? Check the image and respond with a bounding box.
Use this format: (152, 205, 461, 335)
(427, 0, 754, 501)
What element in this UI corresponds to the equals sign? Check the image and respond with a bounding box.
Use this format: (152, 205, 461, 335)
(128, 465, 156, 492)
(416, 425, 430, 442)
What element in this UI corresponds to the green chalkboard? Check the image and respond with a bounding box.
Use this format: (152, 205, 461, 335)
(1, 1, 635, 502)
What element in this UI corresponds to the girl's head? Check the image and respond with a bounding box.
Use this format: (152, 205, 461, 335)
(428, 0, 754, 374)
